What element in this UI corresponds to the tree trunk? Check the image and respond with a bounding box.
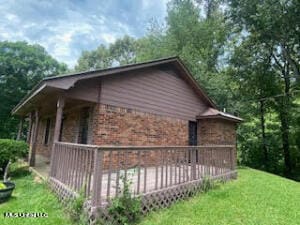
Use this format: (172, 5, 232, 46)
(278, 44, 292, 176)
(279, 100, 291, 175)
(260, 100, 268, 170)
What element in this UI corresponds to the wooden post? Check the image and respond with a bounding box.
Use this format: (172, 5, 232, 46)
(29, 110, 39, 166)
(192, 148, 196, 180)
(26, 112, 33, 144)
(16, 118, 24, 140)
(92, 148, 103, 207)
(53, 96, 65, 142)
(50, 96, 65, 176)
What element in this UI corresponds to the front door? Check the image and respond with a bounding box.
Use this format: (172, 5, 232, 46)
(188, 121, 198, 163)
(188, 121, 197, 146)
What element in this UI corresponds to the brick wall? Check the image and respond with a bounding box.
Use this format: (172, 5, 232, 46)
(197, 118, 237, 169)
(34, 103, 238, 170)
(197, 119, 236, 145)
(60, 109, 80, 143)
(35, 109, 82, 159)
(92, 104, 190, 169)
(35, 118, 54, 159)
(92, 104, 189, 146)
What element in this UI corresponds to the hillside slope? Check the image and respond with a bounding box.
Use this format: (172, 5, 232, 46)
(140, 168, 300, 225)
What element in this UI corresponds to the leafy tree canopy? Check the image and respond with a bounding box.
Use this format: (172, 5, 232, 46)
(0, 41, 67, 138)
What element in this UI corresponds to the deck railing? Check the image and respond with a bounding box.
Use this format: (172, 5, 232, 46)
(49, 142, 236, 208)
(50, 142, 96, 196)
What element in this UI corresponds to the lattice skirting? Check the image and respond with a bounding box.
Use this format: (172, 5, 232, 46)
(48, 177, 78, 203)
(141, 170, 237, 213)
(90, 170, 237, 225)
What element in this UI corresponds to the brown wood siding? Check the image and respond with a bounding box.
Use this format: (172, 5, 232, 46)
(66, 79, 100, 103)
(100, 69, 207, 120)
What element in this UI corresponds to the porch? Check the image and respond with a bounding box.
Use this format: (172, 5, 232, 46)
(47, 141, 237, 214)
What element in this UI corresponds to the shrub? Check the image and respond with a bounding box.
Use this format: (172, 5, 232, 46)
(108, 176, 141, 225)
(67, 190, 89, 225)
(0, 139, 28, 178)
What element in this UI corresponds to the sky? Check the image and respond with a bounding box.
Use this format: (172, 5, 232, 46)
(0, 0, 168, 68)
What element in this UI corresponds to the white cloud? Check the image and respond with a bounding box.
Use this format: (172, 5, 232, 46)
(0, 0, 168, 68)
(5, 13, 19, 22)
(101, 33, 117, 43)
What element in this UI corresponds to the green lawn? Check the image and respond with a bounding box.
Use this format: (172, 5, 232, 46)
(1, 166, 299, 225)
(140, 168, 300, 225)
(0, 166, 73, 225)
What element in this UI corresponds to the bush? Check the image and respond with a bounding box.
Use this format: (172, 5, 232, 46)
(67, 190, 89, 225)
(108, 176, 141, 225)
(0, 139, 28, 177)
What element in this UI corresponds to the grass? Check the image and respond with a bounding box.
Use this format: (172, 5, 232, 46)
(0, 165, 73, 225)
(140, 167, 300, 225)
(1, 166, 299, 225)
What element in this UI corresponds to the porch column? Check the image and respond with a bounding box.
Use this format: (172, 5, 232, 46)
(29, 110, 40, 166)
(26, 112, 33, 144)
(50, 96, 65, 176)
(16, 117, 24, 140)
(53, 96, 65, 142)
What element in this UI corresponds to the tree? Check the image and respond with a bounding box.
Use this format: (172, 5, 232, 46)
(75, 36, 137, 72)
(227, 0, 300, 175)
(75, 44, 112, 72)
(229, 38, 281, 171)
(109, 35, 137, 66)
(164, 0, 232, 108)
(0, 41, 67, 138)
(135, 20, 172, 62)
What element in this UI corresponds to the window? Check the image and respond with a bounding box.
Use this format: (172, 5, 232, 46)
(44, 118, 51, 145)
(78, 107, 90, 144)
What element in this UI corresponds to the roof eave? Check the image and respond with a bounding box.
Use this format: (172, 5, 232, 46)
(11, 82, 47, 115)
(174, 58, 217, 108)
(196, 115, 243, 123)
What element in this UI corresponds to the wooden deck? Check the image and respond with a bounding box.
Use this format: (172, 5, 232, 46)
(100, 164, 230, 200)
(48, 142, 235, 206)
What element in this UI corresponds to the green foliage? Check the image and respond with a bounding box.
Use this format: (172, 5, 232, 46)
(0, 139, 28, 177)
(75, 36, 137, 72)
(0, 139, 28, 164)
(108, 176, 141, 225)
(201, 176, 215, 193)
(67, 190, 89, 225)
(0, 41, 67, 139)
(75, 44, 113, 71)
(0, 163, 73, 225)
(227, 0, 300, 177)
(110, 35, 137, 65)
